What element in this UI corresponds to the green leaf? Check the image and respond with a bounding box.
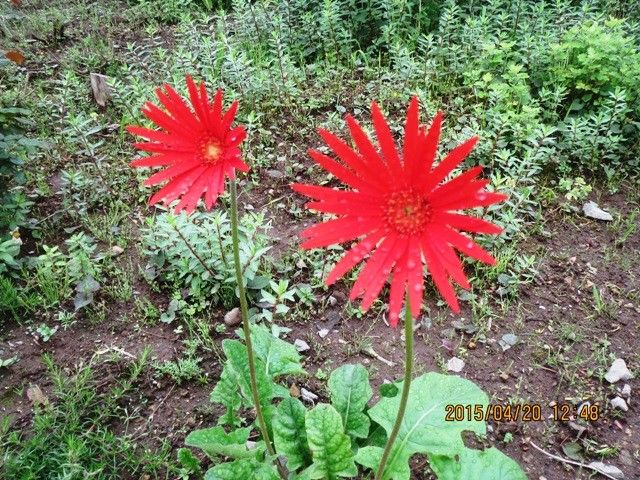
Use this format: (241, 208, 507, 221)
(240, 324, 307, 378)
(328, 364, 372, 439)
(205, 458, 279, 480)
(177, 447, 201, 474)
(356, 373, 488, 480)
(210, 363, 243, 426)
(428, 447, 528, 480)
(305, 403, 357, 479)
(223, 339, 275, 431)
(185, 426, 258, 459)
(273, 397, 312, 471)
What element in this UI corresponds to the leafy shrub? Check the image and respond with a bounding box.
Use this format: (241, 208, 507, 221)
(142, 211, 272, 309)
(0, 106, 40, 232)
(184, 326, 527, 479)
(546, 19, 640, 104)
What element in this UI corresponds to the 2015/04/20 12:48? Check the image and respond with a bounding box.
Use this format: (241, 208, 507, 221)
(444, 403, 600, 423)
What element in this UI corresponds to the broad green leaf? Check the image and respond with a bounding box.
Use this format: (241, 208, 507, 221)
(273, 397, 312, 471)
(223, 340, 275, 432)
(210, 363, 242, 426)
(185, 426, 258, 459)
(205, 458, 279, 480)
(429, 447, 528, 480)
(239, 324, 307, 378)
(328, 364, 372, 439)
(305, 403, 357, 479)
(357, 373, 488, 480)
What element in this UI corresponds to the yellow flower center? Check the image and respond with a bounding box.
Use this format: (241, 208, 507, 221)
(384, 189, 431, 235)
(201, 139, 222, 163)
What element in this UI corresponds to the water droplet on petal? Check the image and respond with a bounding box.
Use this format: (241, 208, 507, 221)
(467, 242, 474, 249)
(407, 260, 416, 269)
(414, 283, 422, 292)
(477, 192, 487, 201)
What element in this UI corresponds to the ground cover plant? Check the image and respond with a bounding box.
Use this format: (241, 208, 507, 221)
(1, 0, 639, 479)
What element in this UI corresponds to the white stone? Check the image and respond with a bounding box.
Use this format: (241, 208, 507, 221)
(583, 201, 614, 221)
(294, 339, 310, 353)
(447, 357, 465, 373)
(610, 396, 628, 412)
(605, 359, 633, 383)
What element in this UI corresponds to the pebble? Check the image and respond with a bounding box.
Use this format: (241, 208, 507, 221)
(610, 396, 628, 412)
(583, 201, 614, 221)
(294, 339, 310, 353)
(447, 357, 465, 373)
(605, 359, 633, 383)
(110, 245, 124, 256)
(328, 295, 338, 307)
(318, 328, 330, 339)
(224, 307, 241, 327)
(621, 384, 631, 399)
(300, 388, 318, 403)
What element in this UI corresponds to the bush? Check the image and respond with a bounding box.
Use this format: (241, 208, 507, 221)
(546, 19, 640, 105)
(142, 210, 272, 309)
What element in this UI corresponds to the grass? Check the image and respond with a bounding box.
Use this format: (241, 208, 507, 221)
(0, 350, 179, 479)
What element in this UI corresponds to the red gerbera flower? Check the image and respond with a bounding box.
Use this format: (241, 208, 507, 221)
(127, 75, 248, 214)
(292, 98, 507, 326)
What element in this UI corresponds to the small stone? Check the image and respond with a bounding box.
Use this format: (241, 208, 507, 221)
(447, 357, 465, 373)
(605, 359, 633, 383)
(499, 333, 519, 351)
(499, 372, 510, 382)
(300, 387, 318, 404)
(294, 339, 310, 353)
(587, 461, 624, 479)
(266, 169, 284, 179)
(328, 295, 337, 307)
(621, 384, 631, 399)
(318, 328, 330, 339)
(110, 245, 124, 256)
(468, 340, 476, 350)
(582, 201, 614, 221)
(224, 307, 241, 327)
(610, 396, 628, 412)
(296, 259, 306, 269)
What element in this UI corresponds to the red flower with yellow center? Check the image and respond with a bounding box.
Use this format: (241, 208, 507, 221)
(292, 98, 507, 326)
(127, 75, 248, 214)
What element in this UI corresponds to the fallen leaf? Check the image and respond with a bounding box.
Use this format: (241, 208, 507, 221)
(5, 50, 25, 65)
(27, 385, 49, 407)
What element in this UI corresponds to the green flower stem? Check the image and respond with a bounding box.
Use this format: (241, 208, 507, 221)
(375, 300, 414, 480)
(229, 179, 284, 478)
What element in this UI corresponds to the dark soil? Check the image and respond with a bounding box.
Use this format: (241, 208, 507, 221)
(2, 187, 639, 479)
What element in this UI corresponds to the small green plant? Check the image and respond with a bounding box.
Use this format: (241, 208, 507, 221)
(155, 356, 205, 385)
(142, 211, 272, 309)
(184, 327, 527, 479)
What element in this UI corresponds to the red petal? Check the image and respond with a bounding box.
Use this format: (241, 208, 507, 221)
(435, 225, 496, 265)
(318, 129, 380, 188)
(186, 75, 208, 128)
(423, 241, 460, 312)
(142, 101, 199, 140)
(415, 111, 443, 188)
(291, 183, 378, 204)
(424, 232, 470, 289)
(326, 230, 384, 285)
(387, 258, 408, 327)
(174, 168, 212, 214)
(205, 166, 222, 209)
(402, 97, 419, 177)
(422, 136, 478, 193)
(127, 125, 193, 148)
(308, 149, 379, 193)
(156, 84, 202, 132)
(427, 165, 483, 201)
(144, 159, 203, 186)
(406, 237, 424, 318)
(345, 115, 391, 183)
(432, 212, 503, 234)
(130, 154, 181, 168)
(350, 234, 401, 303)
(220, 100, 239, 134)
(300, 217, 379, 249)
(148, 165, 207, 206)
(371, 102, 403, 181)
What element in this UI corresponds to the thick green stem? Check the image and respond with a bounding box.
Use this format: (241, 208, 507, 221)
(229, 179, 283, 476)
(374, 301, 414, 480)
